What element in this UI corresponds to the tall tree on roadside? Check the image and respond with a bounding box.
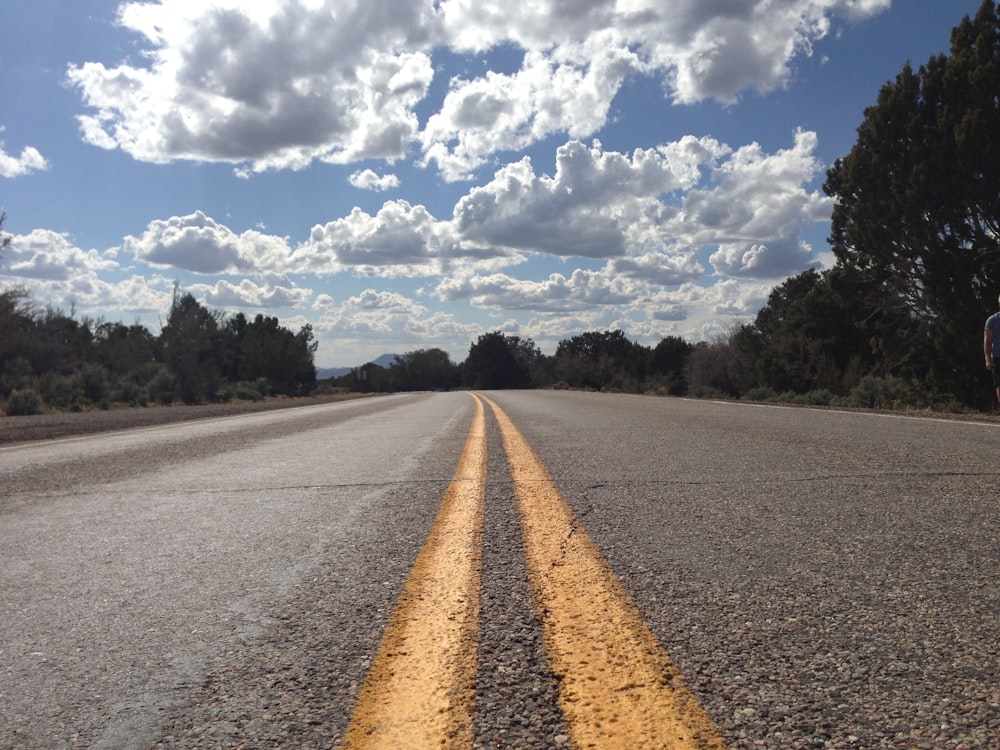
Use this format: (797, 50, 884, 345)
(232, 313, 318, 396)
(464, 331, 542, 389)
(823, 0, 1000, 402)
(160, 287, 226, 403)
(554, 330, 649, 390)
(744, 268, 875, 395)
(390, 348, 459, 391)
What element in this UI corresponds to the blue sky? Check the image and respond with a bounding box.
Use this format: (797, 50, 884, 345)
(0, 0, 986, 367)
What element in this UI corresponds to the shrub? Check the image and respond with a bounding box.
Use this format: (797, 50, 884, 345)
(148, 368, 177, 405)
(38, 373, 86, 411)
(112, 379, 148, 407)
(5, 388, 42, 416)
(234, 384, 264, 401)
(803, 388, 835, 406)
(847, 376, 911, 409)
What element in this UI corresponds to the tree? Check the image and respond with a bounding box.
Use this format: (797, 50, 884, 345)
(823, 0, 1000, 403)
(553, 330, 649, 390)
(389, 348, 459, 391)
(651, 336, 694, 394)
(0, 286, 33, 396)
(464, 332, 542, 389)
(91, 321, 159, 378)
(746, 269, 874, 394)
(159, 289, 226, 403)
(230, 313, 318, 396)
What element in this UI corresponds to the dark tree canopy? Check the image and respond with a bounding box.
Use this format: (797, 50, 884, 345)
(160, 290, 226, 404)
(464, 331, 542, 389)
(389, 348, 459, 391)
(228, 313, 317, 396)
(824, 0, 1000, 401)
(553, 330, 649, 390)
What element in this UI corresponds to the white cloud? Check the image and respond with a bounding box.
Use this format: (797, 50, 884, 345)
(424, 0, 889, 175)
(349, 169, 401, 191)
(452, 138, 723, 258)
(123, 211, 292, 274)
(67, 0, 435, 171)
(302, 202, 449, 277)
(113, 128, 827, 303)
(669, 129, 831, 279)
(300, 199, 516, 278)
(195, 277, 313, 309)
(436, 268, 639, 312)
(65, 0, 887, 177)
(3, 229, 117, 280)
(420, 44, 639, 179)
(0, 129, 49, 178)
(312, 287, 480, 361)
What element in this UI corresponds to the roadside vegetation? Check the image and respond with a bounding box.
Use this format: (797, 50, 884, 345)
(2, 2, 998, 416)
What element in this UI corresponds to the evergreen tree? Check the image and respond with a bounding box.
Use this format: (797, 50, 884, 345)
(159, 289, 226, 403)
(464, 332, 541, 389)
(824, 0, 1000, 403)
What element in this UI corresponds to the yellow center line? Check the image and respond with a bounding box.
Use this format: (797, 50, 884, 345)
(339, 394, 486, 749)
(482, 395, 728, 750)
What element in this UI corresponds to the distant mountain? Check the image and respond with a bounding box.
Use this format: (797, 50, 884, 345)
(316, 353, 402, 380)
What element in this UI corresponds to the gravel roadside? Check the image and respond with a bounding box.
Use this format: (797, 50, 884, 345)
(0, 395, 374, 445)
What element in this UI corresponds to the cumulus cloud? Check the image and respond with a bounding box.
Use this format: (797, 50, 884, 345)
(349, 168, 401, 191)
(300, 200, 513, 277)
(664, 129, 831, 279)
(0, 129, 49, 178)
(452, 138, 724, 258)
(123, 211, 292, 274)
(196, 277, 313, 308)
(67, 0, 435, 171)
(313, 287, 480, 353)
(436, 268, 640, 312)
(3, 229, 117, 280)
(64, 0, 887, 176)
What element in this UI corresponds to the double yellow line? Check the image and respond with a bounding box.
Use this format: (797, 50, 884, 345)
(339, 394, 726, 750)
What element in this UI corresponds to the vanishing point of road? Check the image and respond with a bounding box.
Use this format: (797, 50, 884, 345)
(1, 391, 998, 748)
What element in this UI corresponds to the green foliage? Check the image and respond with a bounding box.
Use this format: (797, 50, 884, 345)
(5, 388, 42, 416)
(388, 349, 459, 391)
(227, 313, 317, 396)
(553, 330, 650, 391)
(824, 0, 1000, 404)
(464, 332, 542, 389)
(685, 339, 739, 397)
(92, 321, 159, 378)
(160, 289, 226, 404)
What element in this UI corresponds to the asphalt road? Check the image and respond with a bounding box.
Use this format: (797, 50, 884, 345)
(1, 391, 998, 749)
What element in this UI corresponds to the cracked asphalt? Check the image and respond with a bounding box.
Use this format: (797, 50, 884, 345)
(1, 391, 998, 748)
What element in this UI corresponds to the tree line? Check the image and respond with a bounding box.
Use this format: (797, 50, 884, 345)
(2, 1, 997, 415)
(0, 283, 317, 415)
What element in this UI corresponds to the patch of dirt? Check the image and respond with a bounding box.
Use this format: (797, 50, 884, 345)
(0, 395, 371, 445)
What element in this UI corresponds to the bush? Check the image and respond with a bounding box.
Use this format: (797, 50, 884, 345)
(234, 384, 264, 401)
(5, 388, 42, 416)
(112, 379, 148, 407)
(38, 373, 86, 411)
(847, 376, 911, 409)
(803, 388, 836, 406)
(148, 368, 177, 405)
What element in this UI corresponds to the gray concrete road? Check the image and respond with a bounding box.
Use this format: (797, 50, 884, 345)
(2, 391, 998, 748)
(1, 394, 472, 749)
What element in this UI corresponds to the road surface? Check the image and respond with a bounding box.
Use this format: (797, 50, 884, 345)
(1, 391, 997, 748)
